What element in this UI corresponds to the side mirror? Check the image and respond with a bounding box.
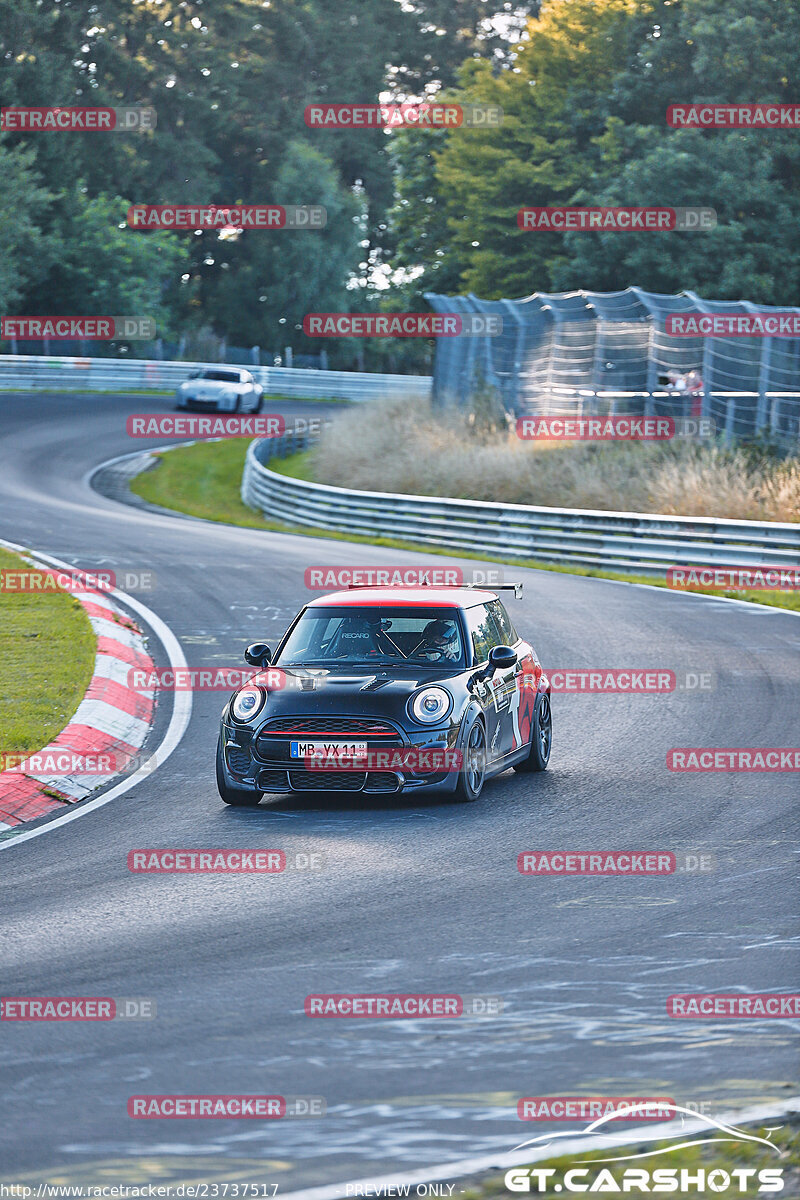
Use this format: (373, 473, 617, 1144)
(245, 642, 272, 667)
(469, 644, 517, 689)
(489, 645, 517, 672)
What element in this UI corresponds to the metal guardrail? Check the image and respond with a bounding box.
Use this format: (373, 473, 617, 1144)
(242, 435, 800, 576)
(0, 354, 432, 402)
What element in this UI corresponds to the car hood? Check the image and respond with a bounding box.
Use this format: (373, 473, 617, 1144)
(239, 666, 466, 726)
(181, 379, 240, 392)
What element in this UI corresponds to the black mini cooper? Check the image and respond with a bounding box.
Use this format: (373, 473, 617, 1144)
(216, 585, 551, 805)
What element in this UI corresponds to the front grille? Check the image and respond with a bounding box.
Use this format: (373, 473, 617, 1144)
(364, 772, 402, 794)
(257, 769, 291, 792)
(289, 768, 367, 791)
(226, 745, 251, 776)
(262, 716, 398, 736)
(185, 398, 219, 411)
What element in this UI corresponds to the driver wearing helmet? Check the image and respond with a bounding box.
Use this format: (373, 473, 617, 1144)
(419, 618, 460, 662)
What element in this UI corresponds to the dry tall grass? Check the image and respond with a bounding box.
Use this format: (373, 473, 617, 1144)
(313, 397, 800, 522)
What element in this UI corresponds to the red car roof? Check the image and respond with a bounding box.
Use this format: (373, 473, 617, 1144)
(307, 586, 497, 608)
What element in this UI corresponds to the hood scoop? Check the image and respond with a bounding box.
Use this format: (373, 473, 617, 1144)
(361, 674, 391, 692)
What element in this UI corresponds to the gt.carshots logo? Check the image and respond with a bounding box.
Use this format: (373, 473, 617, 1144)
(127, 1095, 325, 1118)
(517, 416, 674, 441)
(505, 1106, 787, 1193)
(126, 414, 284, 438)
(127, 205, 326, 229)
(667, 748, 800, 772)
(303, 313, 501, 336)
(0, 106, 156, 131)
(1, 317, 155, 340)
(517, 206, 716, 231)
(667, 566, 800, 591)
(304, 994, 502, 1016)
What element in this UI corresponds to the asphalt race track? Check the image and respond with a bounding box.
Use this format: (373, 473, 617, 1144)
(1, 392, 798, 1190)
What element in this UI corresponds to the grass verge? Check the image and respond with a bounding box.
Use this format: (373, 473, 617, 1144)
(0, 547, 97, 756)
(129, 442, 800, 614)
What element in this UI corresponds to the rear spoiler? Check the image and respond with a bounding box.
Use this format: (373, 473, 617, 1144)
(346, 581, 524, 599)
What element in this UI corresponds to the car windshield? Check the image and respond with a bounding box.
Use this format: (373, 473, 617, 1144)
(277, 606, 466, 668)
(197, 369, 243, 382)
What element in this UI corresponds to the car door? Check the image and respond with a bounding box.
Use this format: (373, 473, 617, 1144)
(487, 598, 540, 754)
(464, 602, 517, 762)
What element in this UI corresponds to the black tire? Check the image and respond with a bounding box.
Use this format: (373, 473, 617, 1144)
(454, 717, 487, 803)
(514, 692, 552, 773)
(216, 737, 262, 806)
(254, 393, 264, 413)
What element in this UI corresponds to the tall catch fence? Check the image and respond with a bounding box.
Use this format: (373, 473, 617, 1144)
(425, 287, 800, 448)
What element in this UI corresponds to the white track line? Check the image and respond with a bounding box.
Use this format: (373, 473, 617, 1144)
(0, 540, 192, 851)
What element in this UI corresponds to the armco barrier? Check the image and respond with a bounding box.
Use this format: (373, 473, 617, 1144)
(242, 435, 800, 576)
(0, 354, 432, 402)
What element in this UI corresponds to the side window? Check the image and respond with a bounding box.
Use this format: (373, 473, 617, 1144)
(488, 599, 518, 645)
(466, 604, 504, 664)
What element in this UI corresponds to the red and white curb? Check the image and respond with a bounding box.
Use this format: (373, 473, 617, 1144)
(0, 585, 156, 828)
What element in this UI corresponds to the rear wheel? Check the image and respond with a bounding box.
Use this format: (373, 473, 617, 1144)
(514, 693, 552, 773)
(454, 718, 486, 802)
(216, 737, 262, 806)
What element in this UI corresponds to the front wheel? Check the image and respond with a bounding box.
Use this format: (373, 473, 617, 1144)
(454, 718, 486, 802)
(216, 737, 263, 806)
(514, 692, 552, 773)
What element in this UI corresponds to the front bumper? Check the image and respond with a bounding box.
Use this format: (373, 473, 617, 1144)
(220, 718, 459, 796)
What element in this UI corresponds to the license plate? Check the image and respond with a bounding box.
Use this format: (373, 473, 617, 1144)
(290, 741, 368, 760)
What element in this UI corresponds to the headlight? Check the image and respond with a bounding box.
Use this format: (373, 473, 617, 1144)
(231, 685, 265, 722)
(409, 686, 452, 724)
